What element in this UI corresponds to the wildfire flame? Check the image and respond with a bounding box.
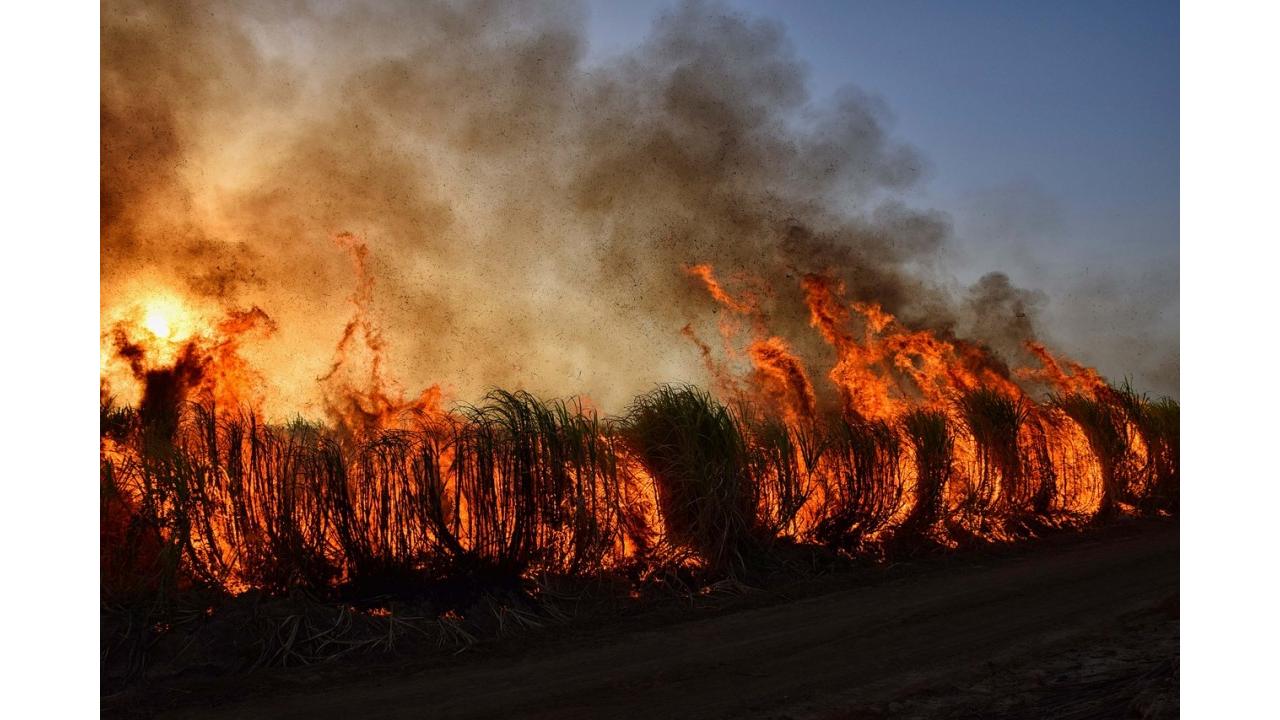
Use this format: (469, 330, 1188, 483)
(100, 244, 1168, 600)
(677, 261, 1158, 533)
(98, 0, 1175, 619)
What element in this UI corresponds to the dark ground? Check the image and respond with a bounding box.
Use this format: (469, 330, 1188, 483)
(116, 521, 1178, 719)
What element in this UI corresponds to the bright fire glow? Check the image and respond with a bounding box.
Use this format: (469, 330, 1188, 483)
(143, 308, 172, 340)
(140, 296, 192, 343)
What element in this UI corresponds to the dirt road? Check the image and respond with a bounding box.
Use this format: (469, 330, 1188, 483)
(171, 524, 1178, 719)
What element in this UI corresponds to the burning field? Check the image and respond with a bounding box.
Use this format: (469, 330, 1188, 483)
(100, 0, 1179, 705)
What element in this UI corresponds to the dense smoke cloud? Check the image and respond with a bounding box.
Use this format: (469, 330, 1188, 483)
(101, 0, 1163, 417)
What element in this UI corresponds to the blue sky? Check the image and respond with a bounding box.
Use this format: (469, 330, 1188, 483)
(585, 0, 1179, 392)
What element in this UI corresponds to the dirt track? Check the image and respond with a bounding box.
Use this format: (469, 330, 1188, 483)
(170, 524, 1178, 719)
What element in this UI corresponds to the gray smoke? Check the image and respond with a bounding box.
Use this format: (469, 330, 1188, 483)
(103, 0, 1138, 416)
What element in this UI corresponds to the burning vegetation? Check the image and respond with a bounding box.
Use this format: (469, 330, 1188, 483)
(100, 250, 1178, 683)
(100, 0, 1177, 687)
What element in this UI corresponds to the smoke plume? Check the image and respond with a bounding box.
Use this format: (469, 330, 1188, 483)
(102, 0, 1138, 417)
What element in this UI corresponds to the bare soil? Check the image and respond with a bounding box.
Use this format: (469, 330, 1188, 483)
(135, 522, 1178, 719)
